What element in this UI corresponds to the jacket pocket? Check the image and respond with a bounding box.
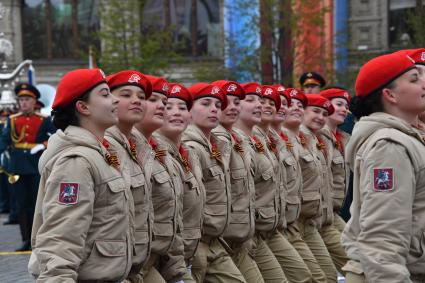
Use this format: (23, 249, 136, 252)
(152, 222, 174, 254)
(225, 212, 252, 242)
(79, 240, 127, 280)
(130, 172, 147, 208)
(133, 230, 150, 266)
(203, 164, 225, 191)
(203, 204, 227, 237)
(230, 167, 247, 196)
(255, 206, 277, 232)
(283, 156, 297, 182)
(300, 191, 321, 219)
(106, 177, 127, 215)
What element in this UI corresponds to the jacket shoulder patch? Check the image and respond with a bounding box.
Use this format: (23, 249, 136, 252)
(58, 183, 79, 205)
(373, 168, 394, 192)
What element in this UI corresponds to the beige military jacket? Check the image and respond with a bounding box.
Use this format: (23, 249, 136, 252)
(297, 126, 324, 226)
(320, 125, 350, 212)
(253, 126, 286, 231)
(148, 133, 186, 281)
(29, 126, 134, 282)
(154, 133, 203, 262)
(105, 126, 151, 279)
(342, 113, 425, 282)
(233, 127, 279, 235)
(283, 129, 303, 225)
(131, 129, 155, 271)
(182, 124, 231, 238)
(213, 124, 255, 243)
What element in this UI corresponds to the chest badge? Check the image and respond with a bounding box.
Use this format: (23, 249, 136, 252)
(373, 168, 394, 192)
(58, 183, 79, 205)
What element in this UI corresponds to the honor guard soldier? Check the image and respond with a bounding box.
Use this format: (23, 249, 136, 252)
(299, 72, 326, 94)
(342, 51, 425, 283)
(0, 83, 55, 251)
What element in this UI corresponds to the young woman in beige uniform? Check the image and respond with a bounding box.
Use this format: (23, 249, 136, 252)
(254, 85, 313, 283)
(181, 83, 246, 283)
(210, 80, 263, 283)
(234, 82, 288, 283)
(342, 51, 425, 283)
(104, 70, 160, 283)
(134, 75, 186, 283)
(29, 69, 134, 282)
(282, 88, 328, 283)
(155, 83, 202, 283)
(302, 94, 348, 278)
(300, 94, 338, 283)
(319, 88, 351, 233)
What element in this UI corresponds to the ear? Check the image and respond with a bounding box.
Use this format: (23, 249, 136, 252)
(75, 100, 90, 116)
(381, 88, 397, 104)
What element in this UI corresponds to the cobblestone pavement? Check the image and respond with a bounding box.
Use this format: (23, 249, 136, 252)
(0, 213, 32, 283)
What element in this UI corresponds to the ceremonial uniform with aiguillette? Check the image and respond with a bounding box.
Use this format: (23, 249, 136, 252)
(0, 83, 55, 251)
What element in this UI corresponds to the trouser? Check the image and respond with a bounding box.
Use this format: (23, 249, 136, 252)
(229, 239, 264, 283)
(333, 213, 346, 233)
(297, 218, 338, 283)
(0, 173, 9, 211)
(286, 222, 327, 283)
(252, 232, 288, 283)
(266, 230, 313, 283)
(13, 174, 39, 244)
(319, 224, 348, 275)
(191, 237, 247, 283)
(142, 254, 166, 283)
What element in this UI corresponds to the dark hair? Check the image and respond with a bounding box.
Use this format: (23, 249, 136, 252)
(52, 91, 91, 131)
(350, 81, 396, 120)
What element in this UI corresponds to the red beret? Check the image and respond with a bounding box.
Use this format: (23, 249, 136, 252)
(188, 83, 228, 110)
(320, 88, 351, 103)
(355, 52, 415, 97)
(52, 68, 106, 109)
(261, 85, 281, 111)
(240, 82, 262, 96)
(285, 88, 307, 108)
(305, 94, 334, 115)
(211, 80, 245, 100)
(404, 48, 425, 65)
(106, 70, 152, 98)
(145, 75, 169, 96)
(273, 84, 291, 106)
(168, 83, 193, 110)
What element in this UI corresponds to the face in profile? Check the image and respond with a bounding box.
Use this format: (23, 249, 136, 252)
(80, 83, 119, 129)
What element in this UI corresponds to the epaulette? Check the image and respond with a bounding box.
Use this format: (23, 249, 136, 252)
(9, 112, 22, 119)
(34, 112, 47, 118)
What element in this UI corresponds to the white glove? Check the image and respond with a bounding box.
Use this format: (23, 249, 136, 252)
(30, 144, 46, 155)
(174, 281, 185, 283)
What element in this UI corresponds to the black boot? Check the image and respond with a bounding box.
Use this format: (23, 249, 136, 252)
(15, 240, 31, 251)
(16, 211, 31, 251)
